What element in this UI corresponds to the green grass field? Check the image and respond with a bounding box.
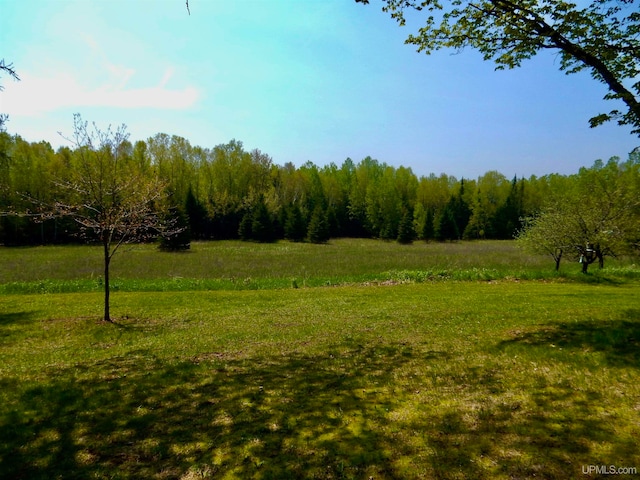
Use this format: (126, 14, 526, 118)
(1, 240, 639, 479)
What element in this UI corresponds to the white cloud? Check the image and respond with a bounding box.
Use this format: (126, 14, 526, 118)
(1, 68, 200, 117)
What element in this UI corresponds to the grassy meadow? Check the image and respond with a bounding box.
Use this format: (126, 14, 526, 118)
(1, 239, 637, 293)
(1, 239, 639, 479)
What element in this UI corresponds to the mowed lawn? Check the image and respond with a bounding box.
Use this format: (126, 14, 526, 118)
(0, 240, 639, 479)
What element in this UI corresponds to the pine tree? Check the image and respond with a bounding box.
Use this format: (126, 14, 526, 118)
(380, 220, 396, 240)
(451, 179, 472, 237)
(159, 206, 191, 251)
(284, 204, 307, 242)
(184, 187, 209, 240)
(435, 205, 459, 241)
(436, 180, 470, 240)
(494, 176, 524, 239)
(307, 206, 330, 244)
(397, 208, 415, 244)
(422, 207, 435, 242)
(251, 200, 274, 242)
(238, 210, 253, 241)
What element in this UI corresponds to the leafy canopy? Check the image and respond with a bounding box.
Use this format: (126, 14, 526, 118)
(358, 0, 640, 134)
(516, 154, 640, 271)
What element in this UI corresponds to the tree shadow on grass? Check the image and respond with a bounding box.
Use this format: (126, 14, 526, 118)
(0, 311, 37, 327)
(0, 311, 38, 345)
(0, 343, 424, 479)
(418, 380, 639, 480)
(498, 308, 640, 368)
(1, 336, 638, 479)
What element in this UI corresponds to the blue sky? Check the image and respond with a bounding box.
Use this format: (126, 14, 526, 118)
(1, 0, 638, 179)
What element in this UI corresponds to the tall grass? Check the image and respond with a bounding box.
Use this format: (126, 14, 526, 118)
(1, 239, 637, 293)
(0, 239, 545, 281)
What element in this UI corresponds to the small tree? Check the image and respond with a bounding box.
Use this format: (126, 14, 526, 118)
(422, 207, 435, 242)
(516, 210, 568, 271)
(37, 114, 174, 322)
(184, 187, 209, 239)
(435, 205, 459, 241)
(238, 210, 253, 240)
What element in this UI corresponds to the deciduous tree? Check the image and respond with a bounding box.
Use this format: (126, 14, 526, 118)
(517, 155, 640, 271)
(516, 208, 569, 271)
(38, 115, 175, 322)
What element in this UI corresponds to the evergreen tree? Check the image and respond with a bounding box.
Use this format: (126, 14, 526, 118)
(307, 206, 330, 244)
(251, 200, 274, 242)
(284, 204, 307, 242)
(435, 205, 459, 241)
(422, 207, 435, 242)
(494, 176, 525, 239)
(397, 208, 415, 244)
(273, 206, 286, 240)
(451, 179, 472, 237)
(238, 210, 253, 241)
(184, 187, 209, 240)
(380, 220, 396, 240)
(159, 206, 191, 251)
(326, 205, 341, 238)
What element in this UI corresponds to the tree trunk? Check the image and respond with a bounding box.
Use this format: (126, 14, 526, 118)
(554, 248, 562, 271)
(103, 237, 111, 322)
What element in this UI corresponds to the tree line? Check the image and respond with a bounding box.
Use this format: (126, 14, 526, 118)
(1, 126, 638, 260)
(1, 129, 528, 245)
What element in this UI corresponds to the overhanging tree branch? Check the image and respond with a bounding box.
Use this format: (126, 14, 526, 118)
(0, 59, 20, 130)
(357, 0, 640, 134)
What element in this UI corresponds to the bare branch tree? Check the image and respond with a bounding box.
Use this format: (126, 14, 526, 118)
(36, 114, 178, 322)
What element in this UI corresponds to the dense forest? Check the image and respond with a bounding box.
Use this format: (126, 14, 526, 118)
(0, 129, 637, 250)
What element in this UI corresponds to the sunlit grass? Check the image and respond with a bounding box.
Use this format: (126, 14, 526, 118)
(0, 239, 552, 282)
(1, 240, 639, 478)
(1, 278, 639, 479)
(1, 239, 637, 294)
